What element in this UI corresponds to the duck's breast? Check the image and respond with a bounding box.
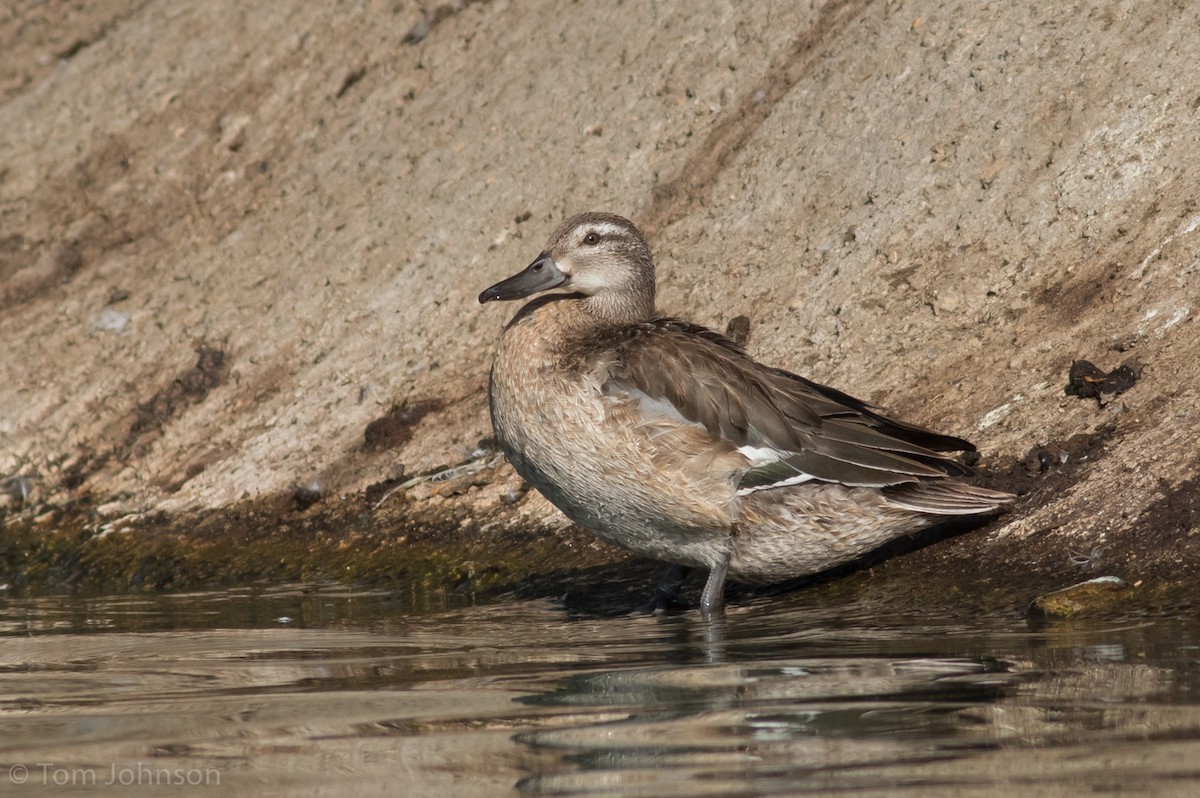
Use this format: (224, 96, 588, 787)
(487, 311, 739, 567)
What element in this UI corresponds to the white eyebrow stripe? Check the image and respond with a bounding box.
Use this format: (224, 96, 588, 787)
(581, 221, 633, 239)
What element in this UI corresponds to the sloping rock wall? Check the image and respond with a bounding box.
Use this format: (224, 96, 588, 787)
(1, 0, 1197, 595)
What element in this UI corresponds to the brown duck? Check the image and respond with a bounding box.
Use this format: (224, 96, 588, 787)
(479, 212, 1013, 613)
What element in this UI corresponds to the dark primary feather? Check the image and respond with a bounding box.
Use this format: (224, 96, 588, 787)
(588, 317, 976, 488)
(881, 481, 1013, 514)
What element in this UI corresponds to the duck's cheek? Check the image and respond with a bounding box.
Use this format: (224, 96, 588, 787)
(563, 270, 610, 296)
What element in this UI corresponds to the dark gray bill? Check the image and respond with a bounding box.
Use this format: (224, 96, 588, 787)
(478, 253, 568, 303)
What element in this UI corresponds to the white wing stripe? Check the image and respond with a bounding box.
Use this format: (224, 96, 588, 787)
(736, 444, 789, 467)
(736, 473, 816, 496)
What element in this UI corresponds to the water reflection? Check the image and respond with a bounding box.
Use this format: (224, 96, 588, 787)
(1, 585, 1200, 796)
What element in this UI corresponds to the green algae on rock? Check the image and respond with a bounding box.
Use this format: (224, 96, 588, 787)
(1028, 576, 1136, 619)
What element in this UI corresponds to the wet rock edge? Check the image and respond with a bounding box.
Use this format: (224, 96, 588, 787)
(3, 429, 1198, 619)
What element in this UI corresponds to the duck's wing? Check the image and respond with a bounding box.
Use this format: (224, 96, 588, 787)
(597, 319, 976, 490)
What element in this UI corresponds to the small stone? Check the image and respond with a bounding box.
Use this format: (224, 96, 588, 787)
(93, 307, 129, 332)
(1065, 359, 1140, 401)
(293, 480, 323, 511)
(724, 315, 752, 347)
(1028, 576, 1133, 619)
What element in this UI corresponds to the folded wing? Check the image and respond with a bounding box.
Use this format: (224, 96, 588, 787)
(595, 319, 977, 491)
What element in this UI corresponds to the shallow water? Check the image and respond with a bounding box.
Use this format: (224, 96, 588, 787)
(2, 584, 1200, 796)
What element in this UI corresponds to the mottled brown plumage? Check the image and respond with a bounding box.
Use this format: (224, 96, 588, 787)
(479, 212, 1013, 613)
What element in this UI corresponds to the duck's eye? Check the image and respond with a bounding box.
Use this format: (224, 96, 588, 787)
(582, 232, 599, 245)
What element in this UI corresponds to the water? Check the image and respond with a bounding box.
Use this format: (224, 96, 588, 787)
(2, 584, 1200, 796)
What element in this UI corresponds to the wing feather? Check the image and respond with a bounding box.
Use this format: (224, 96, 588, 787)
(588, 318, 976, 492)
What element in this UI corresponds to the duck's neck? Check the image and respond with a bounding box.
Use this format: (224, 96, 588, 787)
(579, 284, 656, 327)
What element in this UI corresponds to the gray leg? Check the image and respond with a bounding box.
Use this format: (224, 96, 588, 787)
(699, 553, 730, 616)
(634, 563, 691, 614)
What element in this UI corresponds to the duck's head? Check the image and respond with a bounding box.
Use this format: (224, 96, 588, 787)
(479, 212, 656, 323)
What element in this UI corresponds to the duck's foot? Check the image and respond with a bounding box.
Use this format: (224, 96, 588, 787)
(633, 564, 691, 615)
(699, 553, 730, 617)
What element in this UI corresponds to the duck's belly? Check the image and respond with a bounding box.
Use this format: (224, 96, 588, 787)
(729, 484, 941, 583)
(489, 372, 733, 570)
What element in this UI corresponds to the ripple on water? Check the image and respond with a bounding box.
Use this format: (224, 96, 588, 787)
(1, 586, 1200, 796)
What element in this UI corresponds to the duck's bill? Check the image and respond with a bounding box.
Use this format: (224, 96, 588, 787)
(478, 253, 569, 303)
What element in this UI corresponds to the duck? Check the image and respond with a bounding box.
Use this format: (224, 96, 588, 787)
(479, 212, 1013, 614)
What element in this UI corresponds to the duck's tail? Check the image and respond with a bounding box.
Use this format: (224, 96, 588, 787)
(881, 481, 1015, 516)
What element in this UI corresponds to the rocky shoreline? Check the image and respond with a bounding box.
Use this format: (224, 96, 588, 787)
(2, 1, 1198, 614)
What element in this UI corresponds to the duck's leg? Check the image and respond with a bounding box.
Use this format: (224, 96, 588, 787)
(635, 563, 691, 614)
(699, 552, 730, 616)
